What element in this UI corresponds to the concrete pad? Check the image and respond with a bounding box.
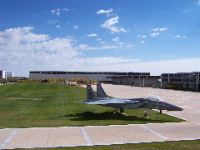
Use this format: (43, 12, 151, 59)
(167, 110, 200, 123)
(5, 128, 50, 149)
(146, 122, 200, 140)
(85, 125, 165, 145)
(47, 127, 86, 147)
(0, 129, 13, 147)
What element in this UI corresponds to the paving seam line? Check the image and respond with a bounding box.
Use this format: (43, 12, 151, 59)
(80, 127, 93, 146)
(0, 128, 19, 149)
(140, 125, 169, 140)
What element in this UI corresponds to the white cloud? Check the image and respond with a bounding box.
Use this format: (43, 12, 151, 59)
(79, 58, 200, 76)
(97, 38, 102, 41)
(56, 25, 61, 29)
(101, 16, 127, 33)
(175, 35, 186, 39)
(73, 25, 79, 30)
(198, 0, 200, 5)
(86, 33, 98, 37)
(76, 57, 134, 66)
(152, 28, 168, 32)
(78, 41, 133, 50)
(150, 32, 160, 38)
(51, 8, 61, 16)
(77, 43, 118, 50)
(1, 27, 198, 76)
(140, 41, 145, 44)
(138, 34, 147, 39)
(63, 8, 69, 12)
(0, 27, 78, 75)
(112, 37, 119, 42)
(160, 28, 168, 32)
(48, 19, 59, 25)
(150, 27, 168, 38)
(96, 8, 113, 16)
(0, 26, 135, 76)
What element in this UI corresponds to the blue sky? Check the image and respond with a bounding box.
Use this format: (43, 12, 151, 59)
(1, 0, 200, 76)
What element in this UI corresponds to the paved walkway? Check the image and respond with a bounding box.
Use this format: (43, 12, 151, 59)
(1, 84, 200, 149)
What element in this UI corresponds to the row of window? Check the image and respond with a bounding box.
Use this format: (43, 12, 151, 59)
(30, 71, 150, 76)
(162, 73, 200, 78)
(162, 78, 198, 83)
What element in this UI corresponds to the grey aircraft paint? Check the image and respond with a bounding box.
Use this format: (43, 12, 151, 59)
(84, 84, 183, 114)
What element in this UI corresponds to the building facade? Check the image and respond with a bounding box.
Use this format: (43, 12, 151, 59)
(0, 70, 6, 79)
(110, 75, 160, 87)
(161, 72, 200, 91)
(29, 71, 150, 82)
(0, 70, 13, 79)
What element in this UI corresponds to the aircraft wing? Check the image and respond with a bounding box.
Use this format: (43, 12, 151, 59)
(85, 98, 138, 105)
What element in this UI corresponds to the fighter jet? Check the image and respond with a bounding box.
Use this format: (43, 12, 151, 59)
(84, 83, 183, 117)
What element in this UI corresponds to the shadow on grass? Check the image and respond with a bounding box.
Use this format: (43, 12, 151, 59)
(60, 111, 168, 123)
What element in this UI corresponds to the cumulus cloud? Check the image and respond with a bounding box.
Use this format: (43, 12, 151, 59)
(51, 8, 61, 16)
(175, 35, 186, 39)
(150, 32, 160, 38)
(63, 8, 69, 12)
(112, 37, 119, 42)
(51, 8, 69, 16)
(79, 58, 200, 76)
(138, 34, 147, 39)
(0, 27, 78, 75)
(0, 26, 137, 76)
(96, 8, 113, 16)
(86, 33, 98, 37)
(197, 0, 200, 5)
(152, 28, 168, 32)
(150, 27, 168, 38)
(77, 43, 118, 50)
(56, 25, 61, 29)
(1, 27, 198, 76)
(73, 25, 79, 30)
(101, 16, 127, 33)
(140, 40, 145, 44)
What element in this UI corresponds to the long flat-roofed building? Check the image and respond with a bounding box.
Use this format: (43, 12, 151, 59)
(29, 71, 150, 82)
(161, 72, 200, 91)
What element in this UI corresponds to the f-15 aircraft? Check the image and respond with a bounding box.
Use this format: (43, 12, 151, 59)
(84, 83, 183, 117)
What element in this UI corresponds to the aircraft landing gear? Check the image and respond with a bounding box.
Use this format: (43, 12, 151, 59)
(119, 108, 124, 113)
(112, 110, 118, 115)
(159, 109, 162, 114)
(113, 108, 128, 116)
(144, 109, 149, 118)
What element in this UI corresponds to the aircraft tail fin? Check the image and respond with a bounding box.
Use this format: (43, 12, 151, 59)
(87, 84, 96, 100)
(97, 83, 108, 98)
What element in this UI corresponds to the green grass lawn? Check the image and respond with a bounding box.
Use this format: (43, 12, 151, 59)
(0, 83, 183, 128)
(18, 140, 200, 150)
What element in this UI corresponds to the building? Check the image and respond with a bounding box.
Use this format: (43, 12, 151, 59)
(161, 72, 200, 91)
(109, 75, 160, 87)
(29, 71, 150, 82)
(0, 70, 6, 79)
(5, 72, 12, 78)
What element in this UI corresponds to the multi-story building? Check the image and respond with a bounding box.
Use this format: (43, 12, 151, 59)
(0, 70, 13, 79)
(0, 70, 6, 79)
(161, 72, 200, 91)
(109, 75, 160, 87)
(29, 71, 150, 82)
(5, 72, 12, 78)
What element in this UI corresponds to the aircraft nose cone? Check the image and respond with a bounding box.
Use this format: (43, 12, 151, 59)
(169, 104, 183, 111)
